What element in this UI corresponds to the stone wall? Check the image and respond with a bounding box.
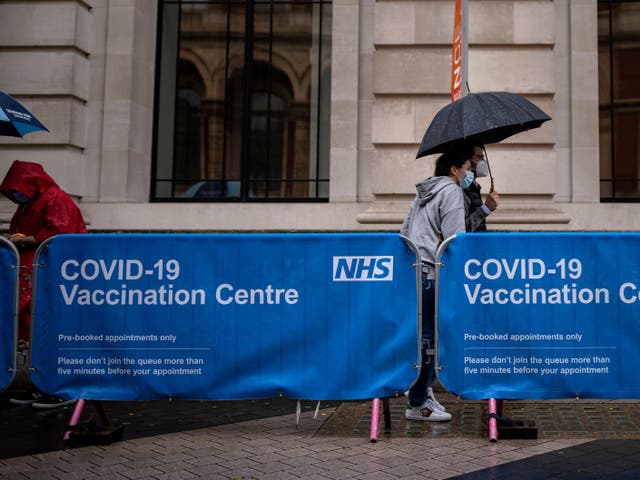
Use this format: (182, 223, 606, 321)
(0, 1, 633, 232)
(360, 0, 570, 230)
(0, 0, 91, 197)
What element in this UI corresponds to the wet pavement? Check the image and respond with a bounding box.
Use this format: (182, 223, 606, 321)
(449, 440, 640, 479)
(320, 394, 640, 440)
(3, 387, 640, 479)
(0, 390, 338, 459)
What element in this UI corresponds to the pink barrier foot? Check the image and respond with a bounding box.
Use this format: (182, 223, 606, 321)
(64, 400, 124, 447)
(64, 398, 86, 441)
(370, 398, 380, 443)
(488, 397, 498, 442)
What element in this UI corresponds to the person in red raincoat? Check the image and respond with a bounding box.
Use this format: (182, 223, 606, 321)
(1, 160, 87, 407)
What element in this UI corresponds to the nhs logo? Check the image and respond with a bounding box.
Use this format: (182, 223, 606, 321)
(332, 256, 394, 281)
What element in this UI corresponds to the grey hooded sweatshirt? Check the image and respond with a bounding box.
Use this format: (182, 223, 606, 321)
(401, 176, 466, 277)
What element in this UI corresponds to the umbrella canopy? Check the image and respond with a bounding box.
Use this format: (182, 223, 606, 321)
(0, 91, 48, 138)
(417, 91, 551, 158)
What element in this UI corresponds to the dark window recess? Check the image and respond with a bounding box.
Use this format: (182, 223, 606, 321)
(152, 0, 332, 202)
(598, 1, 640, 201)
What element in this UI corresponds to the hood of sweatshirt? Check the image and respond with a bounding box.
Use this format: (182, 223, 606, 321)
(415, 176, 457, 206)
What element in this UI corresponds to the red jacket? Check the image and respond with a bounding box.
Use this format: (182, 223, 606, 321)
(0, 160, 87, 341)
(0, 160, 87, 248)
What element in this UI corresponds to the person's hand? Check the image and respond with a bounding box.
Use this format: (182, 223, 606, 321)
(484, 190, 499, 212)
(8, 233, 36, 246)
(7, 233, 25, 244)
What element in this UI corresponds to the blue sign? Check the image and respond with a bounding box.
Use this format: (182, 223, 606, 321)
(30, 233, 419, 401)
(0, 238, 19, 392)
(437, 232, 640, 400)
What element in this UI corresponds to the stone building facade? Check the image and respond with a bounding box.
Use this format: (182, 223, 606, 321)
(0, 0, 637, 232)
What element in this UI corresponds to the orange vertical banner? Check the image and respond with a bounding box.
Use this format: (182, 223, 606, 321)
(450, 0, 464, 102)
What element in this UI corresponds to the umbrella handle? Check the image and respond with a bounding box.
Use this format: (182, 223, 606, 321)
(482, 146, 495, 192)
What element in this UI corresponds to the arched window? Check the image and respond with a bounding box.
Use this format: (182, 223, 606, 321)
(153, 0, 332, 202)
(598, 1, 640, 201)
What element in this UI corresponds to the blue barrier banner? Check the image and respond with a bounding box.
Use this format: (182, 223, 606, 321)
(437, 232, 640, 400)
(31, 233, 418, 401)
(0, 238, 18, 392)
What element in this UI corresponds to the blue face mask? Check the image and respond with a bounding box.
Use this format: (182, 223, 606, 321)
(13, 192, 31, 204)
(459, 170, 474, 190)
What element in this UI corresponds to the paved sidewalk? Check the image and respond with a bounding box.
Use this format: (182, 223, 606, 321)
(0, 406, 593, 480)
(3, 391, 640, 479)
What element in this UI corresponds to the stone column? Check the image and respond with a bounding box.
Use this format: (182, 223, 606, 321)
(94, 0, 157, 202)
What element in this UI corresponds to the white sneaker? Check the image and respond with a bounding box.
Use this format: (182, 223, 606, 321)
(427, 387, 446, 412)
(405, 399, 452, 422)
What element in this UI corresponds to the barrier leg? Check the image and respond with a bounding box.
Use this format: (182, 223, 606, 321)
(94, 400, 113, 428)
(64, 398, 86, 441)
(488, 398, 498, 442)
(382, 397, 392, 431)
(64, 400, 124, 446)
(370, 398, 380, 443)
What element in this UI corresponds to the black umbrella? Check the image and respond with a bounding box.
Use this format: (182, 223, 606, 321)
(416, 91, 551, 158)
